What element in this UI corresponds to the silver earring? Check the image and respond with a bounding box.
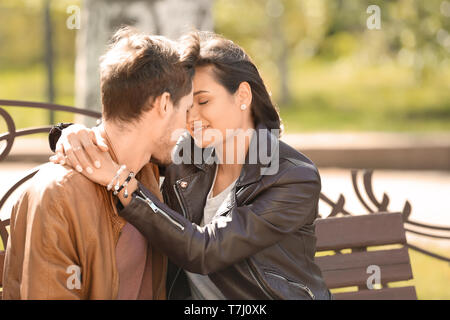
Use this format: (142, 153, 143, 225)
(240, 104, 247, 110)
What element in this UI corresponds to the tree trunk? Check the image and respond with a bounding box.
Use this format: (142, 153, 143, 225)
(44, 0, 55, 124)
(75, 0, 214, 126)
(271, 13, 291, 106)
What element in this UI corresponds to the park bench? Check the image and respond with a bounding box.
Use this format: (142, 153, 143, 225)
(314, 212, 416, 299)
(0, 99, 449, 300)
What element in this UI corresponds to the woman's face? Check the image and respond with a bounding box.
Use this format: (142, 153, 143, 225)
(187, 65, 252, 149)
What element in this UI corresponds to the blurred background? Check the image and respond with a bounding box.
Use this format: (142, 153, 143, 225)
(0, 0, 449, 299)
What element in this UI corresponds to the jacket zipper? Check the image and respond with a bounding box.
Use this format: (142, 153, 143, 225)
(234, 186, 245, 200)
(168, 183, 189, 299)
(246, 259, 276, 300)
(264, 271, 316, 300)
(173, 184, 188, 218)
(135, 189, 184, 231)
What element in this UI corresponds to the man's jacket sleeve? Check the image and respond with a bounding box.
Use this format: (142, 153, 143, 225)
(117, 164, 320, 275)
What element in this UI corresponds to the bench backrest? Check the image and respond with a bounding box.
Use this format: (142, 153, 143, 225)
(314, 212, 417, 299)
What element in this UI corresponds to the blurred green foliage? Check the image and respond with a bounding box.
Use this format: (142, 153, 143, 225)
(0, 0, 78, 70)
(214, 0, 450, 132)
(0, 0, 79, 131)
(0, 0, 449, 132)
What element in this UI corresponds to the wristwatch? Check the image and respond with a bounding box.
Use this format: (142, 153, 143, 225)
(48, 119, 103, 152)
(49, 122, 74, 152)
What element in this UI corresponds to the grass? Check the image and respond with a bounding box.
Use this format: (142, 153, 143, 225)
(400, 247, 450, 300)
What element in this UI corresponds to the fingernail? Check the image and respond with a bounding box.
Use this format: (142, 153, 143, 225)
(76, 165, 83, 173)
(59, 159, 65, 165)
(95, 161, 101, 168)
(86, 167, 93, 174)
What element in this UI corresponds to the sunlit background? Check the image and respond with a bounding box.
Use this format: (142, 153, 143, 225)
(1, 0, 449, 131)
(0, 0, 449, 299)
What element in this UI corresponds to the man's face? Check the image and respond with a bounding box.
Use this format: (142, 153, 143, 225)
(152, 89, 194, 165)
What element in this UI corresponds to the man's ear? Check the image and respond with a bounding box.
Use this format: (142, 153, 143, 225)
(236, 81, 252, 108)
(153, 92, 173, 118)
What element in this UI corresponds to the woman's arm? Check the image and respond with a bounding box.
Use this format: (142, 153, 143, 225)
(117, 164, 321, 275)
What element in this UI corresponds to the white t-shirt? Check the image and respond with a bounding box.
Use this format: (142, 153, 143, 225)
(185, 166, 237, 300)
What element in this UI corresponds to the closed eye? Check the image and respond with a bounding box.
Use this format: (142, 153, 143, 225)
(199, 100, 208, 105)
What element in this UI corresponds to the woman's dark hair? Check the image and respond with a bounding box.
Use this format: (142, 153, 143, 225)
(179, 31, 282, 133)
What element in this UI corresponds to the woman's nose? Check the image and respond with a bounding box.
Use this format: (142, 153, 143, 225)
(187, 105, 200, 124)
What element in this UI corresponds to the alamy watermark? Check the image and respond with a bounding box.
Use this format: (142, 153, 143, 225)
(66, 264, 81, 290)
(366, 264, 381, 289)
(367, 5, 381, 30)
(66, 5, 81, 30)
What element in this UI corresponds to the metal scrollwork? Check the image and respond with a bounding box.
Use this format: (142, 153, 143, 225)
(319, 169, 450, 263)
(0, 100, 101, 249)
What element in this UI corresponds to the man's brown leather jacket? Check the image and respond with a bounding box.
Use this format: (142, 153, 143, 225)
(2, 153, 167, 299)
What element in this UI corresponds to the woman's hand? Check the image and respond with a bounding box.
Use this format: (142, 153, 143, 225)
(49, 124, 109, 173)
(49, 124, 120, 186)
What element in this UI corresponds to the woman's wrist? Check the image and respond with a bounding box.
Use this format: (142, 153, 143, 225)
(116, 177, 138, 207)
(106, 165, 138, 207)
(104, 162, 122, 187)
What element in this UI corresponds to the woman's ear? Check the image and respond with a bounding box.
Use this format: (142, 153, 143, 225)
(237, 81, 252, 108)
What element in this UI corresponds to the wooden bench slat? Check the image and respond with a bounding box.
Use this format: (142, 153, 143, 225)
(315, 213, 406, 251)
(0, 250, 4, 287)
(321, 263, 413, 288)
(0, 219, 10, 250)
(333, 286, 417, 300)
(315, 247, 410, 271)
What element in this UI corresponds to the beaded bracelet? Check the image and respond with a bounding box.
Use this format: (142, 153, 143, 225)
(107, 165, 126, 191)
(113, 171, 135, 198)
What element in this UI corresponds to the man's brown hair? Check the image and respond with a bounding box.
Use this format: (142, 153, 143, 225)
(99, 26, 194, 124)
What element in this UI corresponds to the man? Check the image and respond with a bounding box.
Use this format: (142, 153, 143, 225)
(2, 27, 194, 299)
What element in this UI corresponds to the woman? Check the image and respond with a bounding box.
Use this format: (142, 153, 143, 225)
(49, 31, 332, 300)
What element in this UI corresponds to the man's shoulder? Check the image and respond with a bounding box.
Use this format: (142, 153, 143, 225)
(28, 162, 100, 202)
(10, 163, 105, 229)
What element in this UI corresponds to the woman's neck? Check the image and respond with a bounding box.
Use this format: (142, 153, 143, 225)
(212, 123, 254, 195)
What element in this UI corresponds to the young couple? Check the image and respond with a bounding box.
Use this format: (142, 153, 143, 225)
(3, 27, 332, 300)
